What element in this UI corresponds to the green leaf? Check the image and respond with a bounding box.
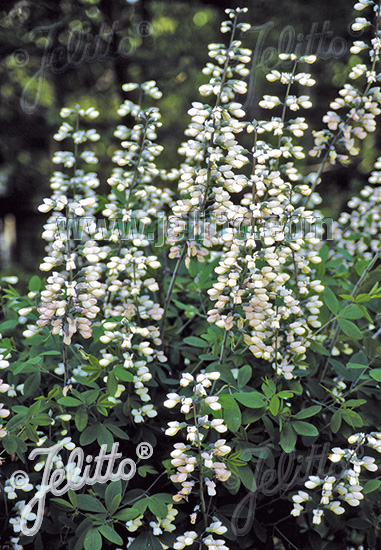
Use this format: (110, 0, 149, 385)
(78, 388, 99, 405)
(26, 401, 41, 419)
(277, 390, 294, 399)
(0, 320, 19, 332)
(183, 336, 209, 348)
(98, 524, 123, 545)
(128, 533, 163, 550)
(328, 358, 358, 381)
(358, 304, 373, 323)
(138, 465, 158, 477)
(280, 424, 296, 453)
(337, 246, 354, 261)
(131, 498, 149, 515)
(51, 498, 75, 511)
(1, 435, 18, 454)
(349, 351, 368, 366)
(113, 365, 134, 382)
(323, 287, 339, 314)
(29, 414, 54, 426)
(237, 365, 252, 388)
(97, 425, 114, 450)
(128, 534, 150, 550)
(294, 406, 322, 420)
(370, 369, 381, 382)
(57, 397, 83, 407)
(114, 507, 141, 521)
(344, 399, 366, 408)
(262, 379, 276, 397)
(319, 244, 329, 262)
(68, 489, 78, 508)
(29, 275, 41, 292)
(80, 424, 100, 446)
(108, 494, 122, 516)
(25, 423, 39, 443)
(237, 465, 257, 492)
(342, 409, 364, 428)
(173, 300, 199, 319)
(339, 294, 356, 302)
(106, 424, 129, 440)
(269, 395, 280, 416)
(107, 371, 118, 396)
(222, 398, 242, 432)
(341, 305, 365, 320)
(77, 494, 107, 514)
(24, 372, 41, 397)
(147, 496, 168, 518)
(75, 407, 88, 432)
(232, 392, 265, 408)
(338, 319, 362, 340)
(292, 421, 318, 437)
(308, 340, 330, 356)
(363, 479, 381, 494)
(84, 529, 102, 550)
(105, 480, 122, 511)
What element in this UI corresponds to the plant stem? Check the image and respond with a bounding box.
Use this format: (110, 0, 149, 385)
(160, 245, 187, 335)
(193, 399, 208, 531)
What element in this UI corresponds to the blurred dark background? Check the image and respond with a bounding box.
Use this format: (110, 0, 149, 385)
(0, 0, 377, 277)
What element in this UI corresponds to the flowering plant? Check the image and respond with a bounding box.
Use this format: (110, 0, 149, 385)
(1, 3, 381, 550)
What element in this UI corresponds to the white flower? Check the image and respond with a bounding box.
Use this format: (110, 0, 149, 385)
(259, 95, 281, 109)
(292, 491, 310, 503)
(0, 351, 10, 369)
(352, 17, 371, 32)
(327, 501, 345, 515)
(166, 421, 184, 436)
(312, 509, 323, 525)
(329, 448, 345, 462)
(180, 373, 194, 387)
(173, 531, 198, 549)
(348, 433, 365, 444)
(122, 82, 139, 92)
(350, 40, 368, 54)
(354, 0, 373, 10)
(304, 476, 321, 489)
(209, 419, 228, 433)
(164, 393, 181, 408)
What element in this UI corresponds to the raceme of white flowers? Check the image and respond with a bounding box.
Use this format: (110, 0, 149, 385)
(291, 432, 381, 524)
(166, 11, 326, 380)
(164, 370, 231, 550)
(333, 154, 381, 259)
(2, 2, 381, 548)
(310, 1, 381, 166)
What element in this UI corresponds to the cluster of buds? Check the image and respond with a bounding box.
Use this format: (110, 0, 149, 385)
(167, 8, 253, 267)
(92, 83, 174, 420)
(149, 504, 178, 535)
(164, 371, 231, 517)
(291, 432, 381, 524)
(173, 520, 229, 550)
(164, 5, 326, 382)
(310, 1, 381, 165)
(333, 154, 381, 259)
(25, 106, 103, 348)
(36, 271, 97, 345)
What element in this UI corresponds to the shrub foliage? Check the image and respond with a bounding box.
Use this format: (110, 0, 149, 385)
(1, 3, 381, 550)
